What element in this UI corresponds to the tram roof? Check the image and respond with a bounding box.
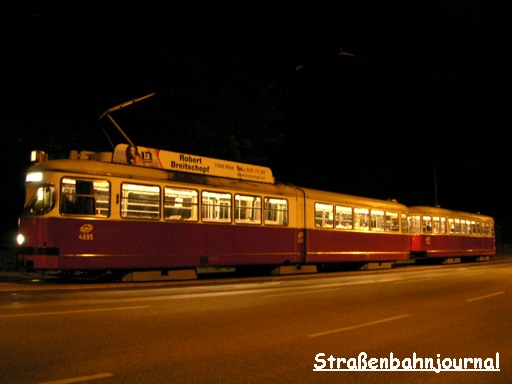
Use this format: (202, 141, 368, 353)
(408, 206, 494, 221)
(26, 154, 299, 196)
(30, 144, 275, 184)
(300, 187, 408, 210)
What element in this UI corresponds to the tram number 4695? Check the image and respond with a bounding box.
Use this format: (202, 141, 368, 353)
(79, 224, 94, 241)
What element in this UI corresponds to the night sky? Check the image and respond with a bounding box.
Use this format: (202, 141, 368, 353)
(4, 3, 512, 241)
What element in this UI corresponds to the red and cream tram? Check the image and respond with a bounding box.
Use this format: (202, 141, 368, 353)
(16, 144, 411, 279)
(408, 206, 495, 262)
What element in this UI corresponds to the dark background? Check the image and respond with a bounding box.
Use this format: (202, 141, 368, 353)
(3, 2, 511, 242)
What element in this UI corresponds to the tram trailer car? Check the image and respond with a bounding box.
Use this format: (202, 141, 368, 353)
(408, 206, 495, 263)
(16, 146, 411, 280)
(304, 189, 410, 266)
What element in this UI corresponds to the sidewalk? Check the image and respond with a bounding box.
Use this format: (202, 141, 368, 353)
(0, 270, 69, 292)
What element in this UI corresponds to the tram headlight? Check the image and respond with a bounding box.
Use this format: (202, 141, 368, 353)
(26, 172, 43, 182)
(16, 233, 26, 246)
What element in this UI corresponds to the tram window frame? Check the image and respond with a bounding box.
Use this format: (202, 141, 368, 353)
(354, 207, 369, 231)
(475, 221, 482, 235)
(422, 216, 432, 233)
(440, 216, 446, 234)
(24, 184, 56, 216)
(454, 218, 461, 234)
(448, 217, 455, 233)
(370, 209, 385, 231)
(462, 219, 469, 234)
(234, 194, 262, 224)
(473, 220, 478, 235)
(164, 186, 198, 221)
(315, 203, 334, 228)
(385, 211, 400, 232)
(264, 197, 288, 226)
(94, 181, 111, 217)
(120, 183, 161, 220)
(335, 205, 353, 229)
(409, 215, 421, 234)
(432, 216, 441, 234)
(60, 177, 110, 217)
(400, 213, 408, 233)
(201, 191, 232, 223)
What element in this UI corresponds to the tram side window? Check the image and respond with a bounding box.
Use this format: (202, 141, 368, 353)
(315, 203, 333, 228)
(61, 178, 109, 217)
(432, 216, 441, 234)
(354, 207, 369, 231)
(121, 183, 160, 219)
(94, 181, 110, 216)
(409, 215, 421, 234)
(370, 210, 385, 231)
(471, 220, 477, 235)
(202, 191, 232, 222)
(454, 218, 461, 234)
(164, 187, 198, 221)
(385, 211, 399, 232)
(422, 216, 432, 233)
(336, 205, 353, 229)
(401, 213, 409, 233)
(488, 222, 494, 236)
(264, 197, 288, 226)
(440, 216, 446, 233)
(448, 218, 455, 233)
(235, 194, 262, 224)
(460, 219, 471, 235)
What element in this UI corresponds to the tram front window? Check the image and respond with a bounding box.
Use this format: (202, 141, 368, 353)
(23, 185, 56, 216)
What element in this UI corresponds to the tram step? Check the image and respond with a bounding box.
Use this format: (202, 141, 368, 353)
(122, 269, 198, 282)
(360, 262, 393, 270)
(270, 265, 318, 275)
(442, 257, 461, 264)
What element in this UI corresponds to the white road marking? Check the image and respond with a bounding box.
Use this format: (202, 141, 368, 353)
(0, 305, 150, 318)
(266, 277, 403, 297)
(393, 277, 434, 284)
(466, 291, 505, 302)
(266, 288, 344, 297)
(309, 314, 411, 337)
(36, 372, 114, 384)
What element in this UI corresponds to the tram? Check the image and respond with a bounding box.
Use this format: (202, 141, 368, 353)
(16, 144, 411, 279)
(408, 206, 495, 262)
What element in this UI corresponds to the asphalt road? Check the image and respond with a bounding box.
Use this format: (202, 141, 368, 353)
(0, 258, 511, 384)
